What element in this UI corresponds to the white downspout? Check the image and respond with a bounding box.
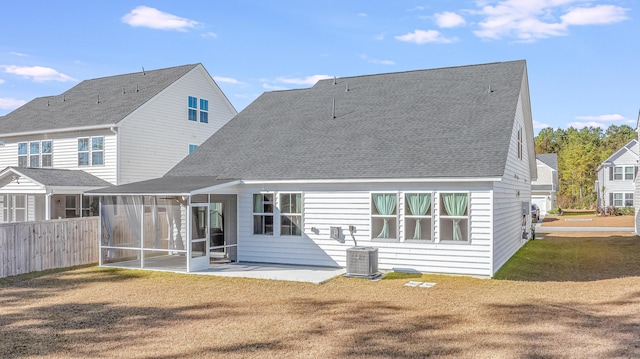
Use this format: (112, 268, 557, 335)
(110, 126, 119, 185)
(46, 192, 53, 220)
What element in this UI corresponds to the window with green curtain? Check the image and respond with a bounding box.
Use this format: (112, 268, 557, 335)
(253, 193, 273, 235)
(405, 193, 431, 240)
(441, 193, 468, 241)
(372, 193, 397, 239)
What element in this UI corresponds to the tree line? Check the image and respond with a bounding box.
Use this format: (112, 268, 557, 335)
(534, 124, 636, 209)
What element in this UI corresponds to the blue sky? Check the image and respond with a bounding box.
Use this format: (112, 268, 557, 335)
(0, 1, 637, 133)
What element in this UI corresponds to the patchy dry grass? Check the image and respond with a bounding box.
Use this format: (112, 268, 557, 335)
(2, 233, 640, 358)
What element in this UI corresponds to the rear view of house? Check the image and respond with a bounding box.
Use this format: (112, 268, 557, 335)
(90, 60, 537, 277)
(0, 64, 237, 222)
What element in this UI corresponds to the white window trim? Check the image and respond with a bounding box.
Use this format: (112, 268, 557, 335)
(278, 192, 303, 237)
(17, 140, 53, 168)
(252, 192, 304, 237)
(252, 192, 274, 236)
(370, 191, 399, 241)
(402, 191, 434, 242)
(78, 136, 105, 167)
(437, 191, 470, 243)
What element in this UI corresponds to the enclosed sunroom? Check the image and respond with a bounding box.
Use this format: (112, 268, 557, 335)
(87, 177, 239, 272)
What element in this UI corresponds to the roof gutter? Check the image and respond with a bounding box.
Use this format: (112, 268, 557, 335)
(242, 177, 503, 185)
(0, 124, 120, 138)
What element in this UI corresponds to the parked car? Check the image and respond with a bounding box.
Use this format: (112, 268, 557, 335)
(531, 204, 540, 222)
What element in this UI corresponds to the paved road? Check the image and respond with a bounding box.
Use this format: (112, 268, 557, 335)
(534, 224, 635, 233)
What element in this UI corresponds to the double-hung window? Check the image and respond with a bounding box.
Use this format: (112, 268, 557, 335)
(613, 193, 623, 207)
(625, 193, 634, 207)
(78, 137, 104, 166)
(613, 167, 623, 180)
(188, 96, 198, 121)
(199, 99, 209, 123)
(253, 193, 274, 235)
(17, 143, 28, 167)
(625, 167, 634, 180)
(440, 193, 469, 241)
(371, 193, 398, 240)
(280, 193, 302, 236)
(405, 193, 433, 241)
(41, 140, 52, 167)
(17, 140, 53, 168)
(29, 142, 40, 167)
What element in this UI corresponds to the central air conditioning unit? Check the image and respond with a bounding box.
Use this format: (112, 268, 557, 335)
(346, 246, 378, 277)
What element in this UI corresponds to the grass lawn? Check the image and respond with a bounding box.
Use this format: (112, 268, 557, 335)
(2, 232, 640, 358)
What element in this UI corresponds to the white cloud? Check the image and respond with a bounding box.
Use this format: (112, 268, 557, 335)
(357, 13, 368, 17)
(0, 97, 27, 110)
(360, 54, 395, 65)
(213, 76, 243, 85)
(373, 33, 385, 40)
(0, 79, 4, 85)
(561, 5, 629, 25)
(276, 75, 333, 85)
(201, 32, 218, 38)
(395, 29, 458, 44)
(434, 12, 466, 28)
(569, 113, 634, 128)
(122, 6, 198, 31)
(1, 65, 76, 82)
(262, 83, 288, 91)
(473, 1, 629, 42)
(533, 119, 551, 129)
(574, 114, 628, 122)
(10, 52, 28, 57)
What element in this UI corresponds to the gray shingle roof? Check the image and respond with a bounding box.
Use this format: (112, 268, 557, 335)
(3, 167, 112, 187)
(0, 64, 199, 134)
(86, 176, 236, 195)
(167, 60, 527, 181)
(536, 153, 558, 170)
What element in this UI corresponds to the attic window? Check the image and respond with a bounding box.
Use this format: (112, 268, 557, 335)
(188, 96, 197, 121)
(199, 99, 209, 123)
(517, 124, 523, 160)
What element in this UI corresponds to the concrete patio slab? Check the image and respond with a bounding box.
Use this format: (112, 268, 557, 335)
(195, 262, 346, 284)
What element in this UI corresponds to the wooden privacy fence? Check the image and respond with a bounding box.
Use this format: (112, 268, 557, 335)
(0, 217, 99, 278)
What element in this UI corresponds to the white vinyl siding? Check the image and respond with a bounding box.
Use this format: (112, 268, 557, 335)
(237, 182, 494, 277)
(493, 90, 532, 275)
(0, 130, 117, 184)
(117, 64, 237, 184)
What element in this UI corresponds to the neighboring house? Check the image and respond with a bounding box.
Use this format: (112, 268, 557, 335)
(531, 153, 558, 215)
(595, 139, 638, 209)
(0, 64, 237, 223)
(89, 60, 537, 278)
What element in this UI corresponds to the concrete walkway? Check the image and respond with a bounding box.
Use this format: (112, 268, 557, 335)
(195, 262, 346, 284)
